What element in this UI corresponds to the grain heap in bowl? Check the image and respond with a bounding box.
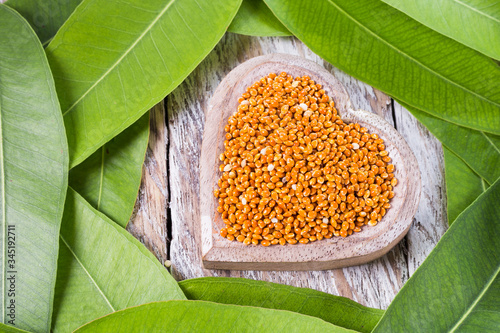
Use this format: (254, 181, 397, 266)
(213, 72, 397, 246)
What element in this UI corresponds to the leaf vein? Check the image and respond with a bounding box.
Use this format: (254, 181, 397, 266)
(452, 0, 500, 23)
(61, 0, 177, 117)
(324, 0, 500, 109)
(59, 234, 116, 312)
(449, 264, 500, 332)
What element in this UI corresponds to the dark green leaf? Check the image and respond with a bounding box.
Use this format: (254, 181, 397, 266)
(0, 5, 68, 331)
(51, 189, 185, 332)
(444, 147, 486, 224)
(264, 0, 500, 135)
(395, 99, 499, 224)
(46, 0, 242, 168)
(69, 113, 149, 227)
(398, 99, 500, 185)
(180, 277, 383, 333)
(381, 0, 500, 60)
(228, 0, 291, 36)
(74, 301, 356, 332)
(5, 0, 81, 46)
(373, 179, 500, 332)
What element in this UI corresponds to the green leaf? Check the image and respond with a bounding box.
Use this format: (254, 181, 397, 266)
(46, 0, 242, 168)
(179, 277, 383, 333)
(0, 323, 30, 333)
(228, 0, 291, 36)
(398, 99, 500, 185)
(5, 0, 82, 46)
(74, 301, 356, 332)
(0, 5, 68, 332)
(380, 0, 500, 60)
(444, 147, 487, 224)
(51, 188, 185, 332)
(264, 0, 500, 135)
(69, 113, 149, 227)
(373, 179, 500, 332)
(396, 99, 498, 223)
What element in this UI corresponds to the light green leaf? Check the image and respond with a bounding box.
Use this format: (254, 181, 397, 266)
(443, 147, 486, 224)
(179, 277, 383, 333)
(373, 179, 500, 332)
(74, 301, 356, 332)
(228, 0, 291, 36)
(5, 0, 82, 46)
(264, 0, 500, 135)
(46, 0, 242, 168)
(398, 99, 500, 185)
(381, 0, 500, 60)
(69, 113, 149, 227)
(51, 189, 185, 332)
(0, 5, 68, 332)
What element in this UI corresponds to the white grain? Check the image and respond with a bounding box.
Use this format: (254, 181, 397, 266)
(299, 103, 308, 111)
(268, 164, 275, 172)
(352, 143, 359, 149)
(223, 164, 231, 172)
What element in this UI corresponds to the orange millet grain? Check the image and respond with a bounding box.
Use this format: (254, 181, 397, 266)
(214, 72, 397, 246)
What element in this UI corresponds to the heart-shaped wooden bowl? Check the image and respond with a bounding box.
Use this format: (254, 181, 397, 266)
(200, 54, 421, 271)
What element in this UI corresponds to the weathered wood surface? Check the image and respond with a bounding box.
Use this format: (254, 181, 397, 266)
(199, 53, 421, 271)
(392, 102, 448, 275)
(127, 102, 169, 265)
(130, 34, 448, 309)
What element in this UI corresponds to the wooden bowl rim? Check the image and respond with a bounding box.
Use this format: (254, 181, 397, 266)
(199, 53, 421, 271)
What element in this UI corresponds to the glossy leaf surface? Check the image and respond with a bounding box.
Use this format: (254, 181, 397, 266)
(74, 301, 355, 332)
(6, 0, 81, 46)
(51, 189, 185, 332)
(381, 0, 500, 60)
(374, 179, 500, 332)
(0, 5, 68, 332)
(264, 0, 500, 135)
(180, 277, 383, 333)
(46, 0, 242, 167)
(69, 113, 149, 227)
(229, 0, 291, 36)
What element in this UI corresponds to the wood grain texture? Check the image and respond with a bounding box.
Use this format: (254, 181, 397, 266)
(392, 101, 448, 275)
(165, 34, 448, 309)
(2, 0, 448, 311)
(199, 53, 421, 271)
(127, 101, 169, 264)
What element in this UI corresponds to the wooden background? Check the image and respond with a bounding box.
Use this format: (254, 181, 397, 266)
(127, 34, 448, 309)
